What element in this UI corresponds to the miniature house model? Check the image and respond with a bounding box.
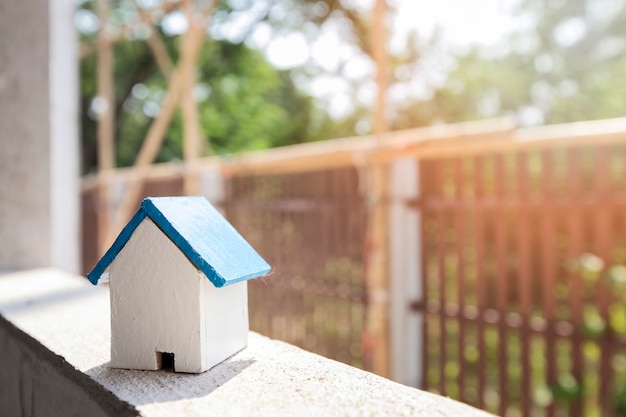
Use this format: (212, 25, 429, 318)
(88, 196, 271, 373)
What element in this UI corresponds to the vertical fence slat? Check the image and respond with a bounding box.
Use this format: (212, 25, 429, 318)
(324, 171, 335, 359)
(454, 158, 467, 401)
(541, 151, 557, 417)
(517, 152, 533, 417)
(494, 155, 508, 417)
(436, 160, 447, 395)
(566, 148, 585, 417)
(594, 147, 614, 416)
(364, 163, 391, 377)
(474, 155, 487, 410)
(419, 161, 429, 390)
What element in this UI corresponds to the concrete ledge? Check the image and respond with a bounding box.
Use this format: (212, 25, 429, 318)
(0, 269, 494, 417)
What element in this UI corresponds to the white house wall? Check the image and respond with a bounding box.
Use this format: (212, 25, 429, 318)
(109, 218, 203, 373)
(199, 279, 248, 371)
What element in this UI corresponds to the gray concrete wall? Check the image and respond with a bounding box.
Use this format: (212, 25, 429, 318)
(0, 0, 79, 272)
(0, 269, 495, 417)
(0, 315, 137, 417)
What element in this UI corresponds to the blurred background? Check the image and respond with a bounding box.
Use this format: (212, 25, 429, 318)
(75, 0, 626, 416)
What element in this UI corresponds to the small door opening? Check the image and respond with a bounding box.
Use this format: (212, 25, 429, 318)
(156, 351, 175, 372)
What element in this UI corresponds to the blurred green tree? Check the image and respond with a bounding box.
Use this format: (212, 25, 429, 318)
(81, 37, 316, 172)
(393, 0, 626, 129)
(78, 0, 397, 174)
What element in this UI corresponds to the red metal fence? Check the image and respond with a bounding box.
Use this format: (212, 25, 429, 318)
(418, 144, 626, 416)
(223, 168, 368, 368)
(81, 118, 626, 417)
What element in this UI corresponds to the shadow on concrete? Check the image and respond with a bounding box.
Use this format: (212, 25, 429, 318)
(85, 357, 256, 406)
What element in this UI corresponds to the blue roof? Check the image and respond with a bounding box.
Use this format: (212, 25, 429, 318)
(88, 196, 271, 288)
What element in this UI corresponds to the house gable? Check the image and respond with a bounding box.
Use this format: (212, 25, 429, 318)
(109, 217, 204, 372)
(88, 196, 271, 287)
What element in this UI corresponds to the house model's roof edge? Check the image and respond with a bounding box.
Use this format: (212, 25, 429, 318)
(87, 197, 271, 287)
(87, 209, 147, 285)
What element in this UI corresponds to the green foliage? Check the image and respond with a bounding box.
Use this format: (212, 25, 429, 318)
(79, 0, 383, 174)
(609, 303, 626, 336)
(608, 265, 626, 287)
(80, 36, 319, 173)
(533, 385, 554, 407)
(577, 253, 605, 282)
(582, 307, 606, 339)
(394, 0, 626, 129)
(394, 50, 535, 127)
(616, 384, 626, 416)
(549, 373, 583, 403)
(575, 254, 626, 414)
(173, 41, 315, 155)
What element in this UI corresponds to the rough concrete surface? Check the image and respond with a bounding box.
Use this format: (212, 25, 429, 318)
(0, 269, 495, 417)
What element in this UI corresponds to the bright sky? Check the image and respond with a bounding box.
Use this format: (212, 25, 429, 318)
(74, 0, 524, 124)
(261, 0, 521, 69)
(76, 0, 522, 77)
(391, 0, 520, 51)
(256, 0, 523, 122)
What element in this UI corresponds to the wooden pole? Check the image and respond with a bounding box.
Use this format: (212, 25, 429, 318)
(364, 162, 391, 377)
(96, 0, 115, 255)
(133, 0, 175, 77)
(372, 0, 388, 134)
(82, 117, 626, 193)
(181, 5, 205, 195)
(363, 0, 391, 377)
(80, 118, 515, 193)
(95, 0, 115, 167)
(106, 12, 207, 244)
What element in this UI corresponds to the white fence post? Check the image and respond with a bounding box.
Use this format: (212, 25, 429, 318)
(389, 158, 423, 387)
(199, 166, 225, 208)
